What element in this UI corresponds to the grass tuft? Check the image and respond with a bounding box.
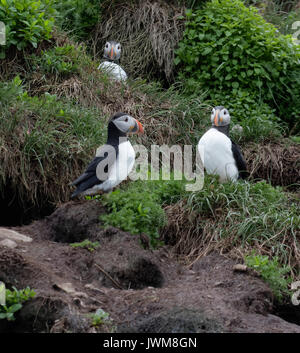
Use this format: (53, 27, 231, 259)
(0, 77, 106, 207)
(162, 176, 300, 280)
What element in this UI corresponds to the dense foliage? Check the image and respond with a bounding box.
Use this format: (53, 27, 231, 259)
(30, 44, 82, 77)
(0, 0, 55, 57)
(99, 177, 188, 248)
(53, 0, 101, 40)
(175, 0, 300, 132)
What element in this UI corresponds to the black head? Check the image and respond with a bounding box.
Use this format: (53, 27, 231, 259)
(107, 112, 144, 144)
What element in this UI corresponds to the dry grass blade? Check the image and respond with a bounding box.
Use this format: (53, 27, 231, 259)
(93, 0, 186, 81)
(94, 263, 123, 290)
(244, 141, 300, 189)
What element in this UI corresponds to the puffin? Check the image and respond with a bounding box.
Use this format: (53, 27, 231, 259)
(197, 106, 248, 182)
(71, 112, 143, 198)
(97, 41, 128, 81)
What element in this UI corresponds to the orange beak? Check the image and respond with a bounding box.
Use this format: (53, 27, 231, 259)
(110, 45, 115, 60)
(136, 120, 144, 134)
(214, 110, 219, 127)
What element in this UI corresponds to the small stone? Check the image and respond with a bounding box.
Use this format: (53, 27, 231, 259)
(85, 283, 105, 294)
(231, 124, 243, 133)
(0, 238, 18, 249)
(54, 282, 88, 298)
(0, 228, 32, 243)
(214, 281, 224, 287)
(233, 264, 248, 272)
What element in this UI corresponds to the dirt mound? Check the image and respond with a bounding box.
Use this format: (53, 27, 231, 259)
(119, 308, 223, 333)
(39, 200, 105, 243)
(1, 201, 299, 333)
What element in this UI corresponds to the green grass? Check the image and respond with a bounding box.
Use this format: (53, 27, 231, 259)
(0, 76, 106, 204)
(119, 79, 212, 148)
(187, 177, 299, 255)
(245, 253, 292, 302)
(70, 239, 100, 252)
(29, 44, 82, 78)
(289, 136, 300, 144)
(166, 175, 300, 279)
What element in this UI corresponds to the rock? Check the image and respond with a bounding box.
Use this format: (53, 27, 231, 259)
(231, 124, 243, 134)
(233, 264, 248, 272)
(53, 282, 88, 298)
(84, 283, 105, 294)
(0, 228, 32, 243)
(0, 238, 18, 249)
(0, 282, 5, 305)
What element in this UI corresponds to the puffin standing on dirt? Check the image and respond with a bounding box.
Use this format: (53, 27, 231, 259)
(197, 106, 248, 182)
(98, 41, 128, 81)
(71, 112, 143, 198)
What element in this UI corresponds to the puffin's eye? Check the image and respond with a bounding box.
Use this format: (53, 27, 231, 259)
(105, 43, 109, 48)
(224, 110, 227, 115)
(117, 45, 121, 50)
(125, 117, 128, 122)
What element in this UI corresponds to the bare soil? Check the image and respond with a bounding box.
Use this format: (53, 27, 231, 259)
(0, 200, 299, 333)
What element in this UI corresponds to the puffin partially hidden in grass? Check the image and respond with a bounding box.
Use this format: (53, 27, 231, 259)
(71, 113, 143, 198)
(197, 106, 248, 182)
(98, 41, 128, 81)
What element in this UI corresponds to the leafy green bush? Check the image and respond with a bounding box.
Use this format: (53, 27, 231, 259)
(100, 187, 166, 248)
(175, 0, 300, 131)
(53, 0, 101, 40)
(245, 253, 291, 302)
(0, 286, 36, 321)
(99, 177, 188, 248)
(30, 44, 82, 77)
(0, 0, 56, 58)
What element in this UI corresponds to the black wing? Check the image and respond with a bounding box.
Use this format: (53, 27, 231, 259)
(231, 140, 249, 180)
(71, 144, 118, 198)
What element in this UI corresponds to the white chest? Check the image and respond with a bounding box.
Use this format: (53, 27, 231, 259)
(101, 141, 135, 191)
(98, 61, 128, 81)
(198, 128, 239, 182)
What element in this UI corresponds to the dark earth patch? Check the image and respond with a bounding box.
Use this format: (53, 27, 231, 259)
(0, 201, 299, 333)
